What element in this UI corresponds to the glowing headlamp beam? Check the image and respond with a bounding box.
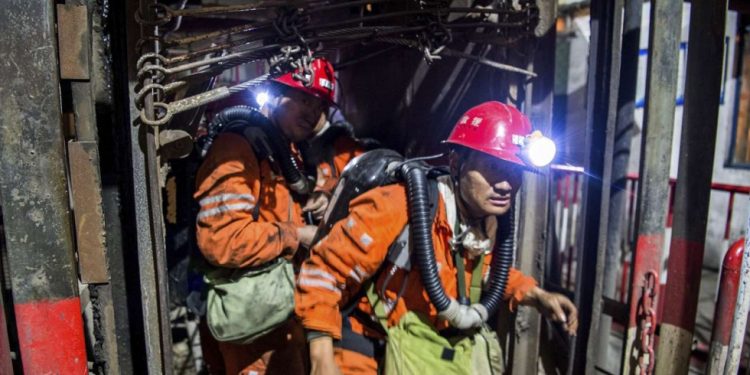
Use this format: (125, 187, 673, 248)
(255, 91, 269, 107)
(525, 136, 557, 167)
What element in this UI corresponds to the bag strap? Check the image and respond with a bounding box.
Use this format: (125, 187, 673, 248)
(223, 126, 265, 221)
(365, 280, 390, 330)
(343, 172, 445, 333)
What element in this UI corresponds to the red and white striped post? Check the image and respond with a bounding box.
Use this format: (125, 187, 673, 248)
(707, 238, 744, 374)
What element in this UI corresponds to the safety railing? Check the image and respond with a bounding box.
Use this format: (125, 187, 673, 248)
(551, 170, 750, 305)
(553, 172, 581, 290)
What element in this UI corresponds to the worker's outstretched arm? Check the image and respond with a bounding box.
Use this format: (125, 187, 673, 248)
(521, 286, 579, 336)
(296, 184, 408, 337)
(296, 185, 408, 372)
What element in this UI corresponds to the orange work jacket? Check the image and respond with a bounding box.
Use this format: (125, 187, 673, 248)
(313, 134, 365, 194)
(194, 132, 305, 268)
(295, 183, 537, 339)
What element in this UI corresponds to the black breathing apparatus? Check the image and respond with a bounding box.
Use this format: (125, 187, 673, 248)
(318, 149, 516, 329)
(198, 105, 314, 196)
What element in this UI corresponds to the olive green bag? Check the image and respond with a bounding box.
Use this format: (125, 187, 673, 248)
(204, 258, 295, 344)
(369, 253, 504, 374)
(381, 312, 504, 375)
(382, 311, 472, 375)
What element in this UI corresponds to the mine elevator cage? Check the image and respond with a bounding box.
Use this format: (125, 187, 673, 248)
(0, 0, 742, 374)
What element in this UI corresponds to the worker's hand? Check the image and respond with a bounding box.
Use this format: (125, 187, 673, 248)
(309, 335, 343, 375)
(296, 225, 319, 249)
(523, 287, 579, 336)
(303, 192, 330, 221)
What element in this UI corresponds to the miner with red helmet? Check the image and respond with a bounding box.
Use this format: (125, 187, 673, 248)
(194, 57, 337, 375)
(295, 101, 578, 374)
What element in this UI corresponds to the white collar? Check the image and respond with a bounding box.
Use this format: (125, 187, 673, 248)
(436, 175, 497, 258)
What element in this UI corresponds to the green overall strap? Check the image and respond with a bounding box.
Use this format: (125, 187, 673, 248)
(469, 253, 485, 304)
(453, 213, 470, 304)
(454, 250, 468, 303)
(454, 250, 486, 304)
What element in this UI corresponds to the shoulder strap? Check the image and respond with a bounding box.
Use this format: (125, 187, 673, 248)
(342, 171, 445, 331)
(224, 127, 265, 221)
(360, 176, 443, 324)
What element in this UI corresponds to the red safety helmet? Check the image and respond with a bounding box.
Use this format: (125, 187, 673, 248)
(445, 101, 533, 168)
(272, 58, 336, 105)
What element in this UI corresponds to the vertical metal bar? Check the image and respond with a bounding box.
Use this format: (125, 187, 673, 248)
(128, 0, 173, 373)
(140, 0, 174, 372)
(655, 0, 728, 373)
(0, 254, 12, 375)
(513, 24, 555, 375)
(725, 192, 735, 242)
(724, 216, 750, 374)
(93, 1, 144, 372)
(567, 0, 623, 373)
(0, 1, 88, 373)
(0, 296, 10, 374)
(146, 117, 175, 375)
(622, 0, 683, 373)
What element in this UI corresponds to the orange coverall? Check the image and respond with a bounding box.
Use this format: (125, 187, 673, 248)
(195, 130, 363, 374)
(313, 133, 364, 194)
(195, 132, 307, 375)
(295, 183, 537, 374)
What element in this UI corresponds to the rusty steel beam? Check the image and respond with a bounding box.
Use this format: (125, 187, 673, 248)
(0, 1, 88, 373)
(68, 141, 110, 283)
(621, 0, 683, 373)
(567, 0, 622, 373)
(62, 2, 131, 372)
(655, 0, 728, 373)
(57, 4, 91, 80)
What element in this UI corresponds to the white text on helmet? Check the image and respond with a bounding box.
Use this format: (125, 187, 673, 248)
(318, 78, 334, 90)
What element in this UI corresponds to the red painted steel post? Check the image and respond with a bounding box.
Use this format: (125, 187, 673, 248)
(0, 1, 88, 373)
(707, 238, 744, 374)
(655, 0, 728, 373)
(621, 0, 683, 372)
